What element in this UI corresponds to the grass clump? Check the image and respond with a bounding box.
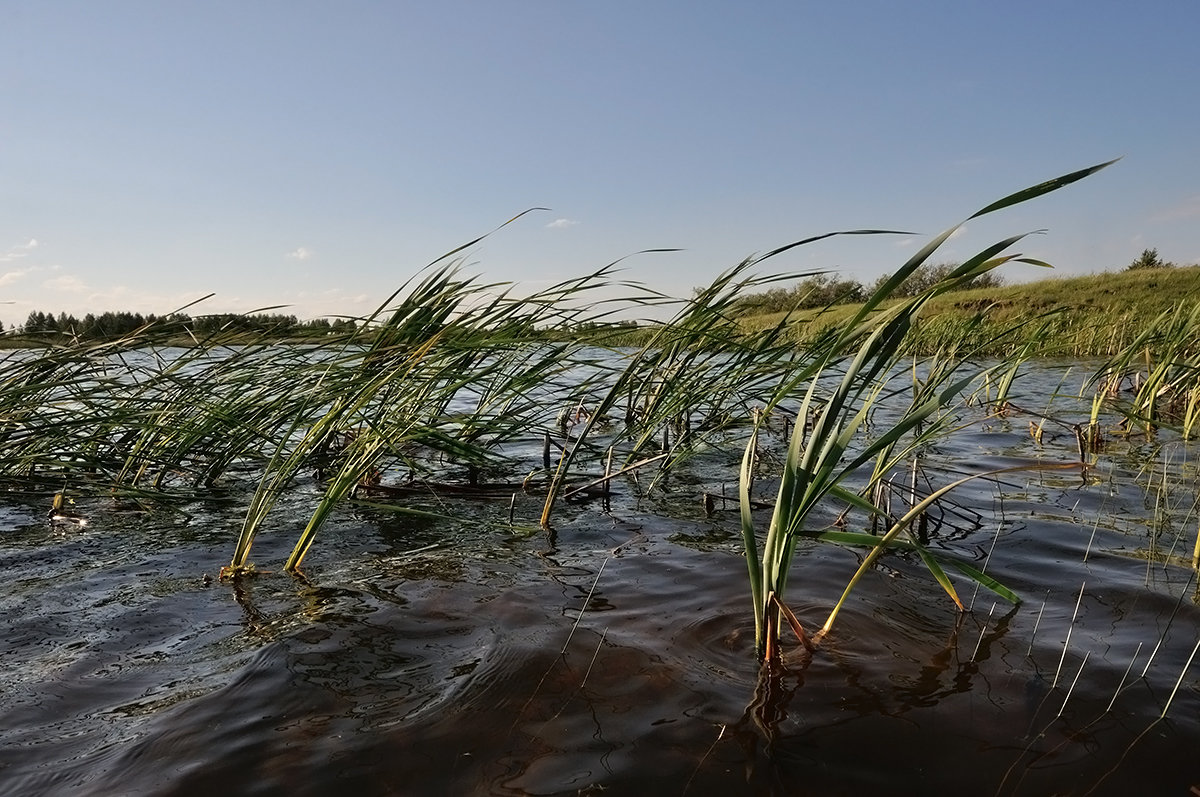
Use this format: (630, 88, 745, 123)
(736, 160, 1112, 665)
(16, 160, 1197, 688)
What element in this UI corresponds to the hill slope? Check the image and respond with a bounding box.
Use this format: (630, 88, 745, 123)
(739, 266, 1200, 356)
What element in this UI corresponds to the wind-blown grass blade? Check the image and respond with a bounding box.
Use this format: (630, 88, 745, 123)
(738, 163, 1111, 661)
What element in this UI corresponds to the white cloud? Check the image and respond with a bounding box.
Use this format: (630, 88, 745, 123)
(0, 238, 40, 263)
(44, 275, 88, 293)
(287, 246, 314, 260)
(0, 268, 31, 287)
(546, 218, 579, 229)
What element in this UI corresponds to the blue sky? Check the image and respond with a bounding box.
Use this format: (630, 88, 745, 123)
(2, 1, 1198, 329)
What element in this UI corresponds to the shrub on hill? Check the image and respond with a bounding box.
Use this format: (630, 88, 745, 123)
(1124, 247, 1174, 271)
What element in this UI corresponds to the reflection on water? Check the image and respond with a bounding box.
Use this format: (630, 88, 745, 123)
(0, 362, 1198, 795)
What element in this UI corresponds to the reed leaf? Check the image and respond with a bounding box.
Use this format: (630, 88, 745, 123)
(818, 462, 1081, 639)
(739, 161, 1113, 662)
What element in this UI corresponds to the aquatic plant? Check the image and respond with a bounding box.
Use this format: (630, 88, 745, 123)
(538, 260, 822, 530)
(232, 258, 659, 573)
(738, 161, 1112, 664)
(0, 231, 656, 570)
(0, 162, 1124, 621)
(1089, 299, 1200, 439)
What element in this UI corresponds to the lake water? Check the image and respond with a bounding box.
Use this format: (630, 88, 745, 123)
(0, 360, 1197, 795)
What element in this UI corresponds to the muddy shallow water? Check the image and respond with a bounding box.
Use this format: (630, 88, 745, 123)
(1, 364, 1198, 796)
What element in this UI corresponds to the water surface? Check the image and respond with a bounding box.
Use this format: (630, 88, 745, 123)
(1, 362, 1197, 796)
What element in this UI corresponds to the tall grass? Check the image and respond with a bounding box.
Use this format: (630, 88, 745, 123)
(737, 161, 1112, 664)
(536, 231, 912, 531)
(0, 234, 659, 573)
(235, 260, 663, 573)
(1089, 300, 1200, 439)
(3, 161, 1163, 660)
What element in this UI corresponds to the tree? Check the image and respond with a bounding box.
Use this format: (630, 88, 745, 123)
(23, 310, 49, 333)
(730, 274, 867, 314)
(1125, 248, 1173, 271)
(57, 312, 81, 336)
(869, 262, 1004, 298)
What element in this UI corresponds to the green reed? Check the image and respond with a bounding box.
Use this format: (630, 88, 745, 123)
(737, 160, 1112, 663)
(0, 235, 656, 571)
(0, 161, 1134, 617)
(1089, 300, 1200, 440)
(237, 260, 656, 573)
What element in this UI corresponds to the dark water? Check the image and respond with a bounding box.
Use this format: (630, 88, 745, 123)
(1, 364, 1198, 796)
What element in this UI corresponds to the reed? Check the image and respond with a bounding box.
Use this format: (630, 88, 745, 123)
(737, 161, 1113, 663)
(0, 162, 1123, 626)
(1089, 299, 1200, 440)
(537, 251, 872, 530)
(0, 240, 654, 573)
(244, 260, 652, 573)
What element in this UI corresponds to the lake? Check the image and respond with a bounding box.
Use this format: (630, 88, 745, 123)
(0, 358, 1196, 796)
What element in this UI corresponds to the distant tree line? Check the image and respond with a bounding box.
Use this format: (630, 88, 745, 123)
(17, 310, 357, 339)
(570, 319, 640, 332)
(15, 250, 1180, 338)
(730, 262, 1005, 315)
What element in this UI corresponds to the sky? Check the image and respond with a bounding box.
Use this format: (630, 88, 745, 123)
(2, 1, 1198, 330)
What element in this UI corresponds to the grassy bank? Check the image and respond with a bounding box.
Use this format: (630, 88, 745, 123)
(739, 265, 1200, 357)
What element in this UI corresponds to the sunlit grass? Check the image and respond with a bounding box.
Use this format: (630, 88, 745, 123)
(742, 263, 1200, 357)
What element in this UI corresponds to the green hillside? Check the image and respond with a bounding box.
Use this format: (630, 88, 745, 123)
(739, 266, 1200, 357)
